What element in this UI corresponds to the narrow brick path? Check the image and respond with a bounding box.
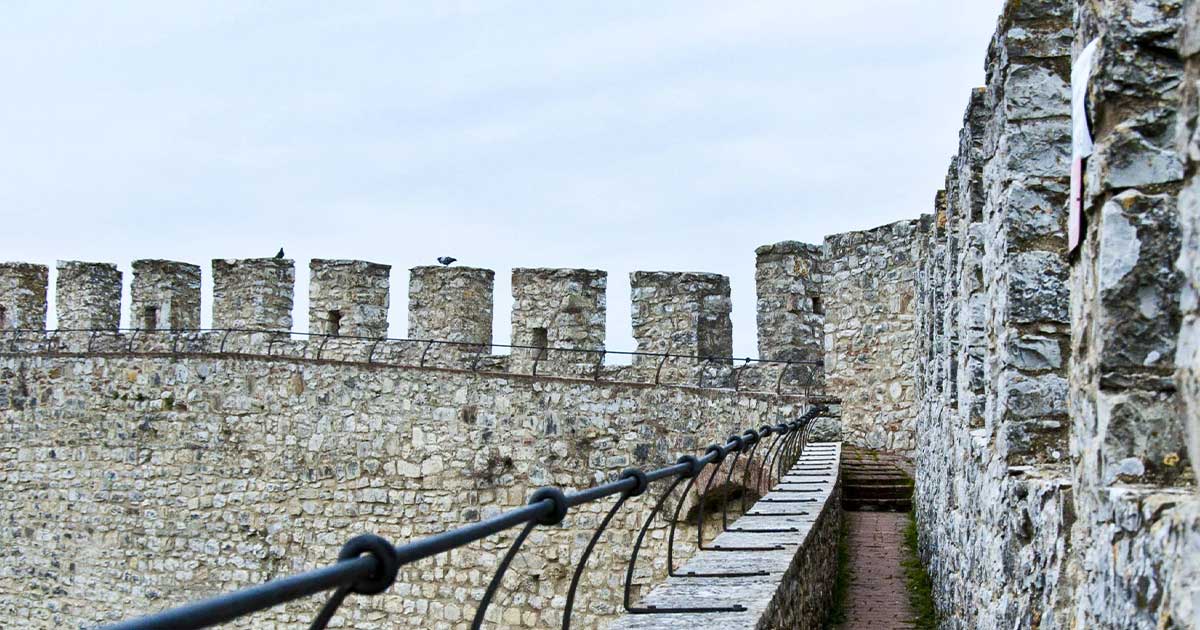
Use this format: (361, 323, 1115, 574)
(839, 511, 916, 629)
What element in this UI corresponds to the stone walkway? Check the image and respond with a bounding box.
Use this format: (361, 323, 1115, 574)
(839, 511, 916, 629)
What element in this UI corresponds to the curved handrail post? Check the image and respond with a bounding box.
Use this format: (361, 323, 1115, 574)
(470, 521, 538, 629)
(562, 468, 648, 630)
(419, 339, 435, 367)
(653, 351, 669, 385)
(623, 476, 683, 611)
(775, 361, 792, 395)
(592, 349, 606, 381)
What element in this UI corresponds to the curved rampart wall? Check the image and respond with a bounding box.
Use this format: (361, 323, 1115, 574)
(0, 341, 815, 629)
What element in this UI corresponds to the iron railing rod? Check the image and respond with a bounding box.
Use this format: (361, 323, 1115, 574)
(0, 327, 822, 367)
(101, 404, 829, 630)
(103, 555, 377, 630)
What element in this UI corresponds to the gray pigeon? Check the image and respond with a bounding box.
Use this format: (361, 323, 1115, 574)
(437, 256, 457, 266)
(275, 248, 285, 259)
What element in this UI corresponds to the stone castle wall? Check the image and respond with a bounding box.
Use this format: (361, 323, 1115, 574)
(0, 255, 829, 628)
(0, 348, 815, 629)
(822, 220, 922, 453)
(909, 1, 1200, 628)
(5, 1, 1200, 627)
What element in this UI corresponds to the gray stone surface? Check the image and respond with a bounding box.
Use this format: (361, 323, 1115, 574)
(0, 262, 48, 331)
(0, 338, 815, 629)
(1177, 0, 1200, 489)
(131, 259, 201, 331)
(510, 267, 606, 373)
(754, 241, 824, 363)
(609, 444, 840, 630)
(308, 259, 390, 338)
(630, 271, 732, 384)
(823, 220, 921, 454)
(6, 3, 1200, 629)
(408, 265, 494, 350)
(55, 260, 122, 331)
(911, 2, 1200, 629)
(212, 258, 294, 331)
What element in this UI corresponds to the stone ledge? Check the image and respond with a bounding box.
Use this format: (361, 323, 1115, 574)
(610, 442, 841, 630)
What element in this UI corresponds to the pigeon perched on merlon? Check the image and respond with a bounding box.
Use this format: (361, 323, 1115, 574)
(437, 256, 457, 266)
(275, 248, 285, 259)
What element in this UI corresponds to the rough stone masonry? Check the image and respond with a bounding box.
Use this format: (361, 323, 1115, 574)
(0, 258, 826, 629)
(3, 0, 1200, 628)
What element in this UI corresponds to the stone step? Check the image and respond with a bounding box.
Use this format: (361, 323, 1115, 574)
(843, 497, 913, 512)
(843, 475, 912, 487)
(844, 483, 914, 500)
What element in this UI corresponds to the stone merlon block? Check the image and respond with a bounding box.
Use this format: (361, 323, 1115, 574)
(212, 258, 294, 331)
(56, 261, 122, 331)
(510, 268, 606, 354)
(755, 241, 824, 362)
(131, 260, 201, 331)
(408, 266, 493, 346)
(630, 271, 732, 362)
(0, 262, 49, 330)
(309, 259, 391, 338)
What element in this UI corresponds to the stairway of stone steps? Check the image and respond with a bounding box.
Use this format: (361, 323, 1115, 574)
(840, 445, 914, 512)
(837, 445, 919, 629)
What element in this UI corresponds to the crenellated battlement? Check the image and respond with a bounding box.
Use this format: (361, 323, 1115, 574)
(0, 249, 827, 372)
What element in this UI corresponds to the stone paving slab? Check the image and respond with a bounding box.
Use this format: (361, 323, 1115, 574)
(838, 511, 916, 629)
(610, 442, 841, 630)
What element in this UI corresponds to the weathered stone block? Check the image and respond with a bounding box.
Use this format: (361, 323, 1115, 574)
(1007, 334, 1065, 371)
(0, 263, 48, 330)
(1095, 191, 1182, 375)
(1087, 123, 1185, 193)
(408, 266, 494, 347)
(56, 261, 121, 331)
(1005, 63, 1071, 121)
(212, 258, 294, 331)
(1009, 250, 1070, 324)
(1002, 180, 1069, 246)
(308, 259, 391, 338)
(995, 118, 1073, 178)
(755, 241, 824, 362)
(1097, 390, 1190, 485)
(131, 260, 201, 331)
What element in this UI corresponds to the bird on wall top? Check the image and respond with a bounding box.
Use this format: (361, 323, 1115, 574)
(275, 248, 285, 259)
(437, 256, 457, 266)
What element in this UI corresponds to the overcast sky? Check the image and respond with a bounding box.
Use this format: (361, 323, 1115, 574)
(1, 1, 1006, 359)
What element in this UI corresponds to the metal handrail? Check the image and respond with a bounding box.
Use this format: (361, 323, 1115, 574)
(101, 405, 829, 630)
(0, 327, 822, 366)
(0, 327, 828, 396)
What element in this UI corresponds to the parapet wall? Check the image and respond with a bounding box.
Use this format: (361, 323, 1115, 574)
(910, 1, 1200, 629)
(0, 348, 817, 629)
(0, 259, 828, 372)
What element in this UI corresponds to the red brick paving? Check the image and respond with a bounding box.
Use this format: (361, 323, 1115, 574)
(839, 511, 917, 629)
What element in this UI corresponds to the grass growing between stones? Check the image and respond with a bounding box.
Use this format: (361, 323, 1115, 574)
(902, 511, 939, 629)
(823, 513, 852, 628)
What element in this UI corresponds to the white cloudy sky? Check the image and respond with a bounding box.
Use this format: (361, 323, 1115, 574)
(1, 1, 1005, 359)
